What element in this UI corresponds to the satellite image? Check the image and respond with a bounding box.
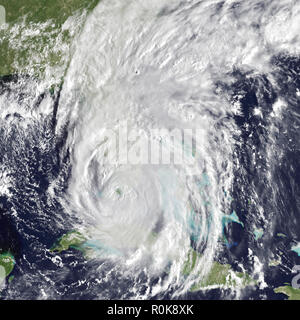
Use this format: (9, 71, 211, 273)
(0, 0, 299, 302)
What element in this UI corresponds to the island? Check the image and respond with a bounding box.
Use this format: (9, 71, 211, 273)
(274, 285, 300, 300)
(50, 230, 86, 253)
(0, 252, 15, 284)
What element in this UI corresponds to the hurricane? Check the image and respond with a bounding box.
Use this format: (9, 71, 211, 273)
(0, 0, 300, 300)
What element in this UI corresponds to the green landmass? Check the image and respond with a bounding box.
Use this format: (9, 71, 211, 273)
(277, 233, 286, 238)
(0, 252, 15, 281)
(183, 249, 254, 291)
(51, 234, 256, 291)
(51, 230, 160, 259)
(269, 259, 281, 267)
(50, 230, 87, 253)
(1, 0, 98, 24)
(115, 188, 122, 196)
(0, 0, 100, 76)
(274, 286, 300, 300)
